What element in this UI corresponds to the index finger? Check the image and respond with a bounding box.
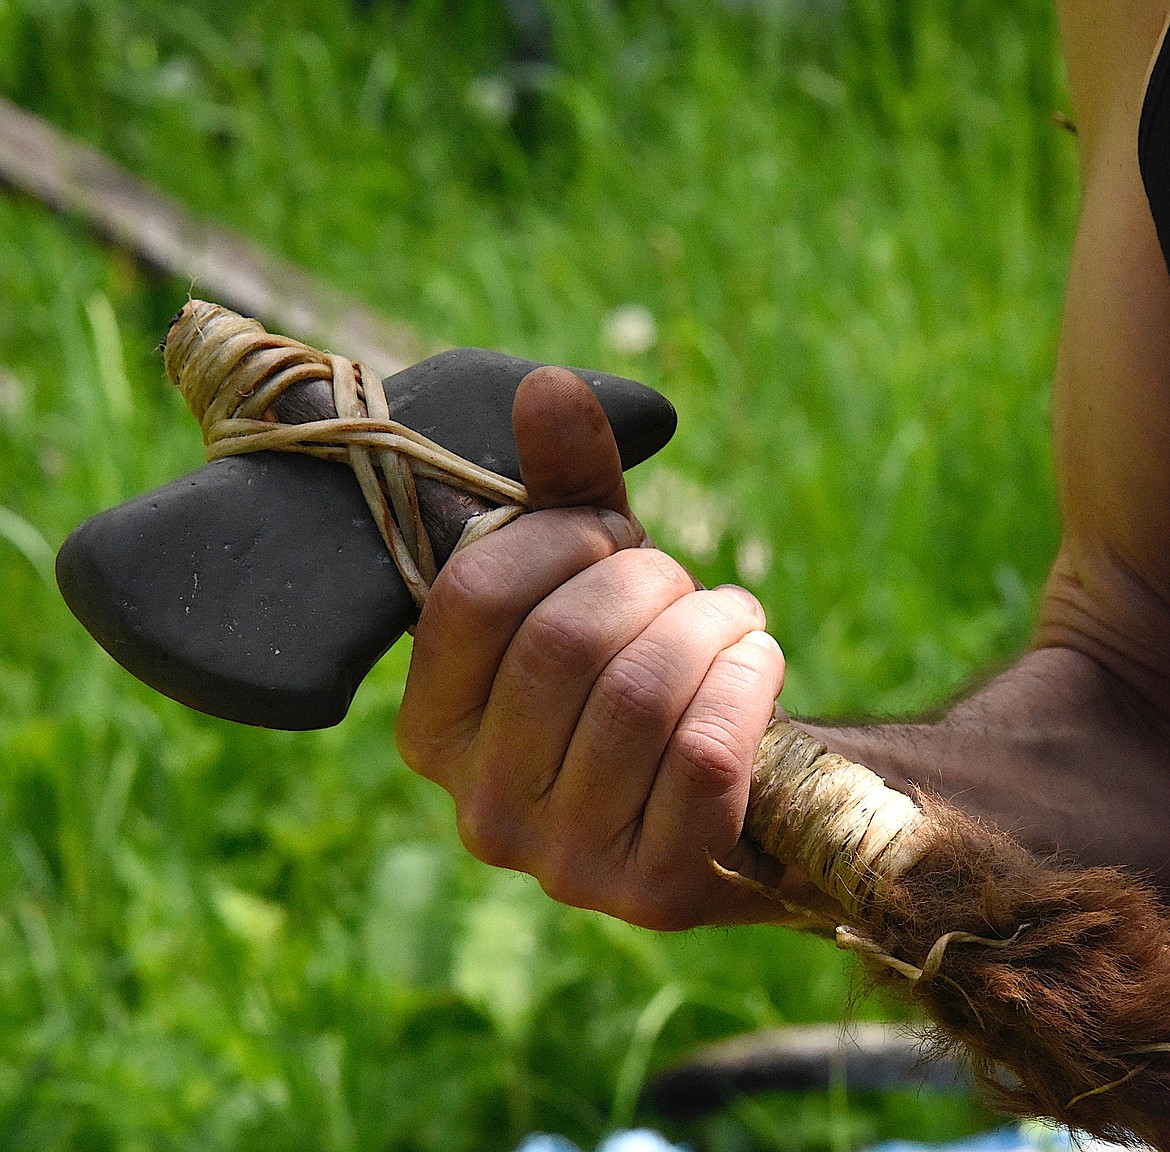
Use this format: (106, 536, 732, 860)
(396, 505, 642, 774)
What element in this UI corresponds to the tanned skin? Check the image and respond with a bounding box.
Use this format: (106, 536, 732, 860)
(804, 0, 1170, 887)
(396, 0, 1170, 930)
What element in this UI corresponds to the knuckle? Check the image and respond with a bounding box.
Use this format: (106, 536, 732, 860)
(640, 546, 694, 587)
(393, 712, 432, 776)
(426, 545, 518, 628)
(516, 605, 601, 677)
(531, 828, 708, 932)
(535, 829, 635, 914)
(455, 794, 522, 871)
(693, 592, 738, 625)
(395, 702, 476, 784)
(622, 834, 720, 931)
(668, 716, 746, 797)
(592, 645, 676, 734)
(535, 849, 586, 909)
(613, 877, 702, 932)
(695, 588, 756, 627)
(634, 904, 700, 933)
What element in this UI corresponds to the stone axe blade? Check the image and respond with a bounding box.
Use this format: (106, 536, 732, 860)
(57, 342, 676, 730)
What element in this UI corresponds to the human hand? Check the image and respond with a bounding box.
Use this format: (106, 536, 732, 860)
(397, 366, 825, 929)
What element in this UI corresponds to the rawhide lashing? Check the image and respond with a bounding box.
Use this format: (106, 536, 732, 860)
(737, 722, 1170, 1145)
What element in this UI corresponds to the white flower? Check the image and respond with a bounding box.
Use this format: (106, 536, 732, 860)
(602, 305, 658, 357)
(467, 75, 517, 122)
(0, 369, 24, 421)
(634, 465, 725, 564)
(735, 535, 773, 582)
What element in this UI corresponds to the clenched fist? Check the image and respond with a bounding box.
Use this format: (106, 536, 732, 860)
(397, 367, 812, 930)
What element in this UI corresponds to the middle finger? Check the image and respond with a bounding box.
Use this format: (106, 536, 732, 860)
(466, 547, 698, 842)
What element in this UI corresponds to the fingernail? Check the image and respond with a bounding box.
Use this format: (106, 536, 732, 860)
(716, 583, 763, 616)
(598, 508, 642, 550)
(741, 629, 782, 658)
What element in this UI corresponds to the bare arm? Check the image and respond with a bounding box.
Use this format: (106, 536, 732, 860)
(803, 0, 1170, 891)
(1042, 0, 1170, 711)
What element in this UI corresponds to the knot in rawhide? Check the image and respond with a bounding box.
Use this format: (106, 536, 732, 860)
(164, 301, 527, 606)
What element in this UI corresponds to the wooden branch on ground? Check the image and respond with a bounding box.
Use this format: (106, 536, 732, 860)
(0, 96, 420, 376)
(641, 1022, 969, 1120)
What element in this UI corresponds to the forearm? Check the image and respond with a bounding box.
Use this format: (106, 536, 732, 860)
(795, 645, 1170, 892)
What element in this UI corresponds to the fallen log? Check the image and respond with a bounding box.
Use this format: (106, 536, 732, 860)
(0, 96, 417, 375)
(641, 1022, 969, 1120)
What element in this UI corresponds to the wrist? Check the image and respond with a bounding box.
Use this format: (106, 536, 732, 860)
(787, 647, 1170, 890)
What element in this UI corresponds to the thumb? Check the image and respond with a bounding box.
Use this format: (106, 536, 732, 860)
(513, 365, 640, 521)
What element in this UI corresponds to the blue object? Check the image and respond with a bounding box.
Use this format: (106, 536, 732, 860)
(515, 1122, 1152, 1152)
(866, 1123, 1152, 1152)
(514, 1131, 690, 1152)
(514, 1137, 583, 1152)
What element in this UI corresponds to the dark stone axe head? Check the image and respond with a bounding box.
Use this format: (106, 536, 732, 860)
(57, 335, 676, 730)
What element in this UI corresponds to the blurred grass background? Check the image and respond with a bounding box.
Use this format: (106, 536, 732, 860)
(0, 0, 1075, 1148)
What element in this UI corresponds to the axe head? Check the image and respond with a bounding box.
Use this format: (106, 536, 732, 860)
(57, 347, 675, 730)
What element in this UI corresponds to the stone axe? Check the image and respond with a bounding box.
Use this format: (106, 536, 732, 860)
(55, 301, 677, 730)
(54, 309, 1170, 1142)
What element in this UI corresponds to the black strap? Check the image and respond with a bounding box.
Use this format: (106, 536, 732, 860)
(1139, 26, 1170, 274)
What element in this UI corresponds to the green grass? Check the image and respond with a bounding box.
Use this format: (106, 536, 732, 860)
(0, 0, 1075, 1148)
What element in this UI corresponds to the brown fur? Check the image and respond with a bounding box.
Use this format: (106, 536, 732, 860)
(855, 798, 1170, 1145)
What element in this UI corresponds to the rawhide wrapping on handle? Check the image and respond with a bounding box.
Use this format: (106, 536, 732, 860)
(736, 719, 1170, 1144)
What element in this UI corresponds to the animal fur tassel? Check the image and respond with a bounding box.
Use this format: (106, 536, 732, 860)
(729, 721, 1170, 1146)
